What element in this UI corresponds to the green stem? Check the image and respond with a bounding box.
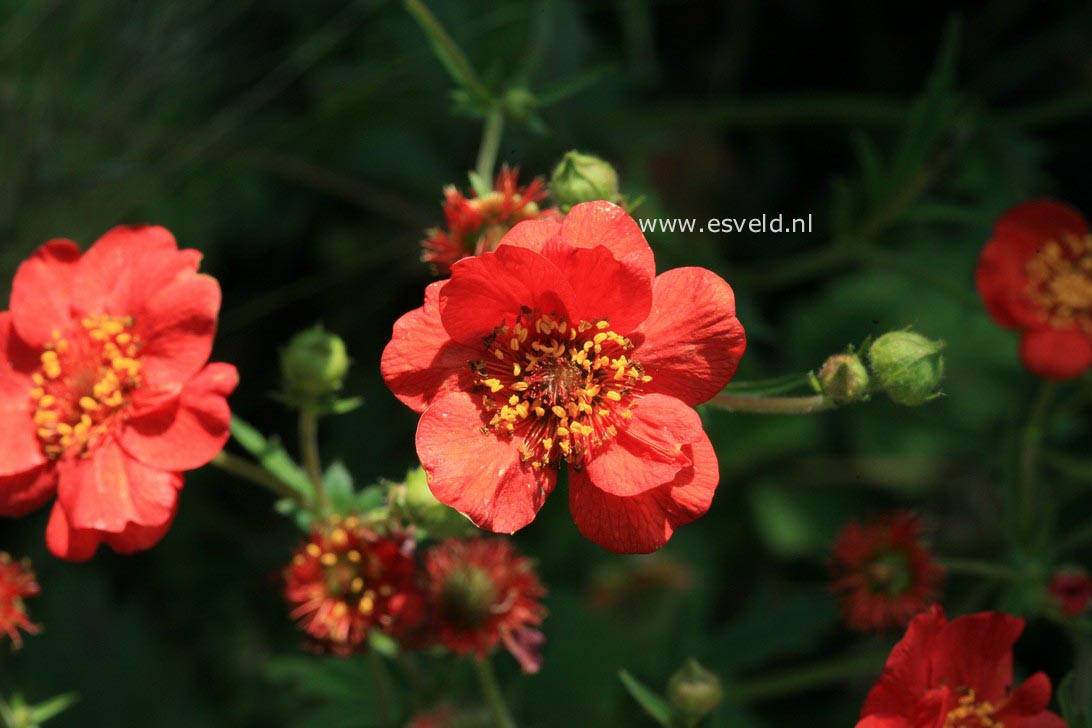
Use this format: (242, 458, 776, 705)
(368, 651, 395, 728)
(475, 107, 505, 185)
(209, 451, 301, 503)
(1056, 521, 1092, 557)
(939, 557, 1018, 581)
(722, 372, 815, 396)
(708, 392, 834, 415)
(473, 658, 516, 728)
(299, 410, 327, 517)
(1019, 381, 1057, 542)
(402, 0, 491, 103)
(723, 651, 887, 703)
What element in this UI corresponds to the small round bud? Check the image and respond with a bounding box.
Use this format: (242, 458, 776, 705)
(549, 151, 620, 208)
(667, 659, 722, 724)
(818, 352, 870, 402)
(503, 87, 538, 122)
(868, 331, 945, 406)
(390, 467, 475, 539)
(280, 325, 350, 402)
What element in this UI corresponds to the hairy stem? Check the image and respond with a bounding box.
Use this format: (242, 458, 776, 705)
(474, 658, 516, 728)
(708, 392, 834, 415)
(299, 410, 327, 517)
(209, 451, 301, 503)
(475, 107, 505, 185)
(368, 651, 395, 728)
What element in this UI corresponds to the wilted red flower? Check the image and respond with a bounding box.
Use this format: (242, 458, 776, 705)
(283, 518, 425, 655)
(424, 538, 546, 674)
(0, 226, 236, 561)
(421, 166, 558, 275)
(0, 553, 39, 649)
(383, 201, 746, 553)
(829, 513, 943, 632)
(1048, 567, 1092, 618)
(857, 605, 1065, 728)
(977, 199, 1092, 379)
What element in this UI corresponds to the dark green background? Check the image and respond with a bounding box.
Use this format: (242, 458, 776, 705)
(1, 1, 1091, 725)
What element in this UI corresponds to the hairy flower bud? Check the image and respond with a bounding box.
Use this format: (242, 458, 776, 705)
(667, 660, 723, 724)
(818, 352, 870, 402)
(549, 151, 620, 208)
(280, 325, 350, 403)
(868, 331, 945, 406)
(390, 467, 475, 540)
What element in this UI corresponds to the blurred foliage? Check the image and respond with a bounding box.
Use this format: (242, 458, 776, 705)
(1, 0, 1092, 726)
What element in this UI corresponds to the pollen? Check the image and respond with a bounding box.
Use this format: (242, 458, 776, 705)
(943, 689, 1001, 727)
(30, 314, 144, 459)
(1026, 233, 1092, 333)
(471, 309, 650, 468)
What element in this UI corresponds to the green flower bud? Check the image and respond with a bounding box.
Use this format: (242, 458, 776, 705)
(389, 467, 475, 539)
(868, 331, 945, 406)
(818, 352, 870, 403)
(280, 325, 350, 402)
(549, 150, 620, 208)
(667, 660, 722, 724)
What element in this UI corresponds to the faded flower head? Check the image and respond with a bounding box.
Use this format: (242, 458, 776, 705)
(0, 553, 39, 649)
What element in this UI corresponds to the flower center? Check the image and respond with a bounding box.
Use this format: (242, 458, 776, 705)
(301, 521, 393, 617)
(944, 689, 1003, 728)
(1025, 233, 1092, 332)
(866, 551, 912, 596)
(472, 309, 650, 468)
(30, 314, 144, 459)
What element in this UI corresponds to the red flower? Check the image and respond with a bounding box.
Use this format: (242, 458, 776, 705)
(383, 201, 746, 553)
(857, 605, 1065, 728)
(0, 226, 236, 561)
(421, 166, 558, 275)
(424, 538, 546, 674)
(977, 199, 1092, 379)
(829, 513, 943, 632)
(1048, 568, 1092, 618)
(283, 518, 425, 655)
(0, 553, 39, 648)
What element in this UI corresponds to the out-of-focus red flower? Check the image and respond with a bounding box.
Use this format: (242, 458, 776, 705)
(382, 201, 746, 553)
(0, 553, 39, 649)
(283, 518, 425, 655)
(857, 605, 1066, 728)
(421, 166, 558, 275)
(977, 199, 1092, 379)
(406, 704, 487, 728)
(1048, 567, 1092, 618)
(0, 226, 236, 561)
(829, 513, 943, 632)
(424, 538, 546, 674)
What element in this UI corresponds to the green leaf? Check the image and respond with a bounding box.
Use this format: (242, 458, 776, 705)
(229, 416, 313, 497)
(619, 670, 675, 727)
(30, 694, 78, 724)
(323, 461, 355, 513)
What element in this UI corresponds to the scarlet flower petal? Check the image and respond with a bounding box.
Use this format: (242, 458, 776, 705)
(569, 430, 718, 553)
(854, 717, 911, 728)
(0, 465, 56, 517)
(440, 245, 574, 347)
(0, 312, 42, 375)
(135, 272, 221, 386)
(536, 242, 652, 335)
(860, 605, 948, 717)
(633, 267, 746, 405)
(56, 439, 181, 534)
(997, 199, 1088, 243)
(1019, 326, 1092, 380)
(9, 240, 81, 348)
(997, 673, 1054, 719)
(976, 233, 1045, 330)
(69, 225, 191, 316)
(559, 201, 656, 282)
(381, 281, 479, 413)
(45, 503, 102, 562)
(120, 362, 237, 471)
(417, 392, 555, 533)
(0, 371, 47, 476)
(497, 219, 562, 252)
(584, 393, 705, 496)
(929, 610, 1022, 703)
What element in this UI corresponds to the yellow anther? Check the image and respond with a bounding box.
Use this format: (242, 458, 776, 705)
(79, 396, 99, 411)
(306, 544, 322, 558)
(551, 405, 567, 419)
(331, 528, 349, 546)
(347, 550, 362, 563)
(320, 553, 338, 567)
(606, 390, 622, 401)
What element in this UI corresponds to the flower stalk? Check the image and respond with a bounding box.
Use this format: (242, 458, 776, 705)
(473, 657, 516, 728)
(299, 410, 327, 516)
(708, 392, 835, 415)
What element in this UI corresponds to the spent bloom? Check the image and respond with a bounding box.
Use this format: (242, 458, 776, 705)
(0, 226, 236, 561)
(857, 605, 1065, 728)
(1048, 567, 1092, 618)
(977, 199, 1092, 379)
(829, 513, 944, 632)
(0, 553, 39, 649)
(283, 517, 425, 655)
(424, 537, 546, 674)
(421, 166, 557, 275)
(383, 201, 746, 553)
